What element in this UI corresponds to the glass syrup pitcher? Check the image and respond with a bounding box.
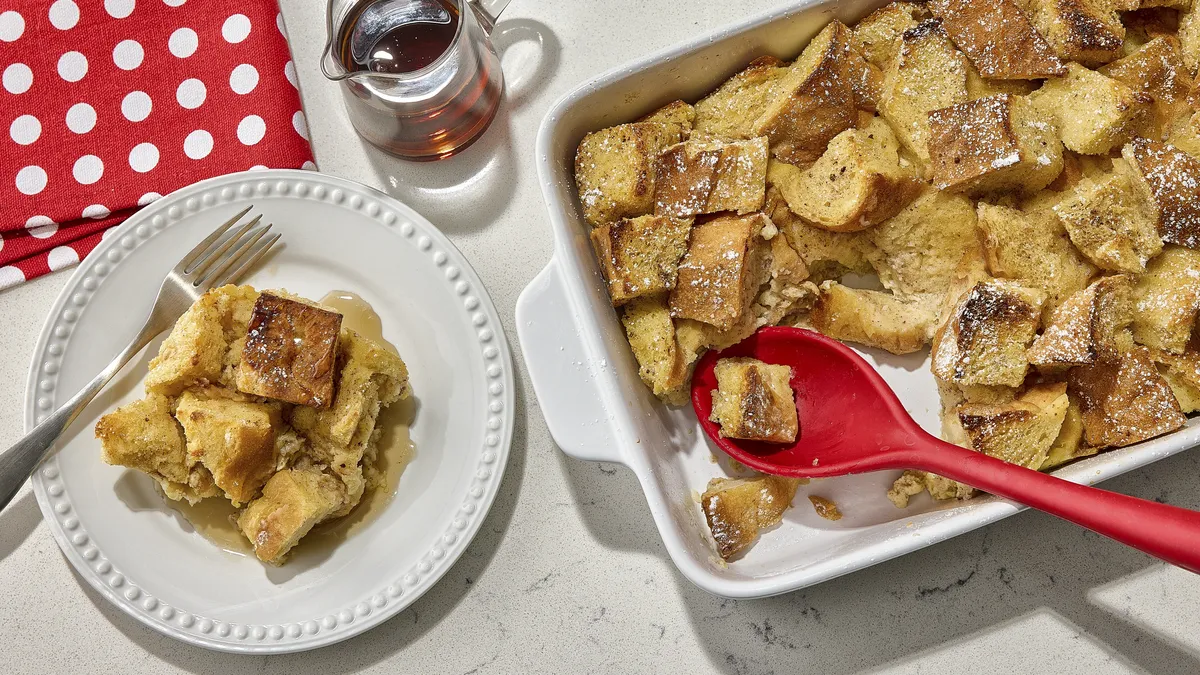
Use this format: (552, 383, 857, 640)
(321, 0, 510, 161)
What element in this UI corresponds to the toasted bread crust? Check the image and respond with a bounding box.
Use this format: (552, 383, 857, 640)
(929, 0, 1067, 79)
(654, 137, 769, 218)
(590, 215, 693, 306)
(1124, 137, 1200, 248)
(669, 214, 770, 331)
(695, 56, 791, 140)
(1069, 346, 1186, 447)
(236, 293, 342, 408)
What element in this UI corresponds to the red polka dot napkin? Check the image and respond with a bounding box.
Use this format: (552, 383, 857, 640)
(0, 0, 314, 290)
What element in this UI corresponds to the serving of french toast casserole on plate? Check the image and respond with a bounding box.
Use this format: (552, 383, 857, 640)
(575, 0, 1200, 560)
(95, 285, 410, 565)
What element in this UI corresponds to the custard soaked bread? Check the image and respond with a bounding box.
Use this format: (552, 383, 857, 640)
(574, 1, 1200, 557)
(96, 285, 410, 564)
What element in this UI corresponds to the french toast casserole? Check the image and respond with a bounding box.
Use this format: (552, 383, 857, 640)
(576, 0, 1200, 559)
(95, 285, 410, 564)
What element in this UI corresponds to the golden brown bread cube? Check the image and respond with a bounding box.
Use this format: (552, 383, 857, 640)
(853, 2, 930, 69)
(809, 282, 940, 355)
(654, 137, 769, 218)
(235, 292, 342, 408)
(621, 296, 689, 404)
(932, 280, 1046, 387)
(1030, 63, 1152, 155)
(764, 186, 876, 281)
(97, 394, 189, 485)
(1068, 346, 1186, 447)
(766, 118, 923, 232)
(957, 382, 1071, 470)
(1132, 245, 1200, 352)
(1168, 109, 1200, 158)
(1180, 3, 1200, 75)
(174, 390, 280, 506)
(145, 285, 260, 395)
(574, 101, 694, 228)
(928, 0, 1068, 79)
(694, 56, 791, 140)
(1122, 7, 1181, 55)
(829, 20, 885, 113)
(1100, 37, 1194, 137)
(745, 234, 817, 331)
(976, 202, 1096, 316)
(1055, 159, 1163, 273)
(1013, 0, 1125, 66)
(700, 475, 803, 560)
(927, 94, 1065, 195)
(1028, 274, 1135, 367)
(1040, 397, 1095, 470)
(753, 22, 859, 165)
(669, 213, 771, 332)
(709, 357, 798, 443)
(590, 214, 693, 306)
(237, 466, 345, 564)
(879, 19, 972, 167)
(1123, 138, 1200, 248)
(1149, 344, 1200, 412)
(867, 189, 988, 298)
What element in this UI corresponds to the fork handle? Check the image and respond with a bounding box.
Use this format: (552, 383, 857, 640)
(0, 318, 163, 512)
(905, 439, 1200, 575)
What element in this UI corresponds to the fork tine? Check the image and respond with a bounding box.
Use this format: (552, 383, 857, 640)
(187, 215, 262, 279)
(197, 224, 273, 288)
(217, 231, 281, 287)
(176, 205, 253, 272)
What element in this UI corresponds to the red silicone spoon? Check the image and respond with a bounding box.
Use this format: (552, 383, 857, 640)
(692, 326, 1200, 573)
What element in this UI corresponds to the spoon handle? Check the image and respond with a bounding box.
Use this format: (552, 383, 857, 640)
(907, 440, 1200, 574)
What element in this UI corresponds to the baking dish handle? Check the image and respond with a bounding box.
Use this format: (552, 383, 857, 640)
(516, 259, 624, 465)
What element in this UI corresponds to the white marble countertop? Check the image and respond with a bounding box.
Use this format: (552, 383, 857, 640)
(3, 0, 1200, 673)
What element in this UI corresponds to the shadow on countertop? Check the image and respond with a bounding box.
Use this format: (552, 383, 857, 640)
(362, 18, 562, 236)
(0, 491, 41, 564)
(75, 363, 533, 675)
(560, 443, 1200, 674)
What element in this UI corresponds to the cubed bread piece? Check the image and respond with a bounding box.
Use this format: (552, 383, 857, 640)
(1030, 64, 1151, 155)
(1122, 8, 1180, 56)
(1132, 246, 1200, 352)
(829, 20, 885, 112)
(621, 297, 688, 403)
(764, 186, 876, 281)
(145, 285, 260, 395)
(237, 466, 345, 564)
(853, 2, 930, 69)
(694, 56, 791, 140)
(1055, 159, 1163, 272)
(700, 475, 804, 560)
(1123, 138, 1200, 248)
(574, 103, 693, 228)
(929, 0, 1067, 79)
(1180, 4, 1200, 75)
(96, 394, 190, 485)
(976, 202, 1096, 315)
(1100, 37, 1193, 137)
(1013, 0, 1125, 66)
(746, 234, 817, 330)
(809, 282, 940, 354)
(927, 94, 1064, 195)
(932, 280, 1046, 387)
(888, 469, 976, 507)
(753, 22, 859, 165)
(1150, 345, 1200, 412)
(175, 390, 280, 505)
(879, 19, 971, 167)
(654, 137, 768, 218)
(1039, 397, 1094, 470)
(1068, 346, 1186, 447)
(1168, 110, 1200, 159)
(590, 215, 693, 306)
(867, 189, 988, 298)
(709, 357, 798, 443)
(766, 119, 923, 232)
(641, 100, 696, 133)
(957, 382, 1071, 470)
(1028, 274, 1135, 367)
(669, 213, 771, 332)
(235, 292, 342, 408)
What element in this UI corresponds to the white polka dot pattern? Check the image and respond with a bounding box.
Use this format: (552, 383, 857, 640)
(28, 171, 513, 652)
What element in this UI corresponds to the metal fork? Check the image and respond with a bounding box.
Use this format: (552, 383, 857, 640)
(0, 207, 280, 512)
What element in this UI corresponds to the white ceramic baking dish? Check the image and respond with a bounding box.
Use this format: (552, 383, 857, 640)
(515, 0, 1200, 598)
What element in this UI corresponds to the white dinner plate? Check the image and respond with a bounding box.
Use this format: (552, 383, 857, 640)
(24, 169, 515, 653)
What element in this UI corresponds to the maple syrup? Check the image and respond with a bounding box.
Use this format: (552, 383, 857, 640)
(340, 0, 461, 74)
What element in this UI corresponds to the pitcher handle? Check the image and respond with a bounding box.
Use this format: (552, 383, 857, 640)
(470, 0, 510, 33)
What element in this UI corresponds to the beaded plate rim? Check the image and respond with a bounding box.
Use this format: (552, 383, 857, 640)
(25, 169, 515, 654)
